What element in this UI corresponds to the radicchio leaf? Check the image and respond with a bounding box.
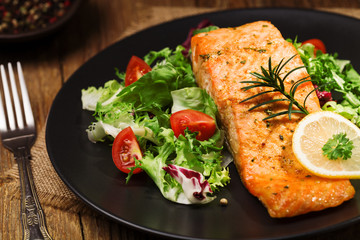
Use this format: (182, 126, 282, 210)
(163, 164, 215, 204)
(314, 84, 333, 106)
(181, 19, 213, 56)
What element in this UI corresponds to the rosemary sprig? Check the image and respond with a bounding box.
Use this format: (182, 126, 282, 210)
(240, 55, 313, 120)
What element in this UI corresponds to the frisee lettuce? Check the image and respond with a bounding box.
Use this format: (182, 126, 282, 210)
(289, 38, 360, 127)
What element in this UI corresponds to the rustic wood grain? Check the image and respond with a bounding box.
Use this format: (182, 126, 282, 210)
(2, 1, 360, 239)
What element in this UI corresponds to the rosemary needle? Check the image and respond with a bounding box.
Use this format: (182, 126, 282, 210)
(240, 55, 314, 120)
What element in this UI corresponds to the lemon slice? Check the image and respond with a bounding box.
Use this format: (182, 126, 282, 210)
(292, 111, 360, 178)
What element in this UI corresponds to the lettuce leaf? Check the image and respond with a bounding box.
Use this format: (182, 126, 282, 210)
(171, 87, 218, 119)
(81, 80, 123, 111)
(118, 62, 195, 110)
(118, 46, 196, 116)
(322, 101, 360, 127)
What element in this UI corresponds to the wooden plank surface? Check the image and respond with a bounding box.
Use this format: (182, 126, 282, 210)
(2, 1, 360, 239)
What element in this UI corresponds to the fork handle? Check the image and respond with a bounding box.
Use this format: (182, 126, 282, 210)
(15, 147, 52, 240)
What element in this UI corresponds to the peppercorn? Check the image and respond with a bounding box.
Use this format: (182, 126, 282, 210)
(0, 0, 73, 34)
(219, 198, 228, 206)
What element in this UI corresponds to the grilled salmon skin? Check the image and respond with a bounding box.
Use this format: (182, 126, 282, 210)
(191, 21, 355, 218)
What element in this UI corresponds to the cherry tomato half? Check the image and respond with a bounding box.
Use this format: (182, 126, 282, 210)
(124, 56, 151, 86)
(302, 39, 326, 56)
(112, 127, 142, 174)
(170, 109, 216, 141)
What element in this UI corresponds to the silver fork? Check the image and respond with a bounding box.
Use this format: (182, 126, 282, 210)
(0, 62, 52, 240)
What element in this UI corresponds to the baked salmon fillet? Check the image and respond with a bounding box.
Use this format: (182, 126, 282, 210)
(191, 21, 355, 218)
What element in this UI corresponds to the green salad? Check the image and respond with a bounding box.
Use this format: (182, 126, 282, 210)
(81, 45, 230, 204)
(291, 38, 360, 126)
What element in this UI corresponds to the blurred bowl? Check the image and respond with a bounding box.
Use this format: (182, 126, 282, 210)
(0, 0, 82, 43)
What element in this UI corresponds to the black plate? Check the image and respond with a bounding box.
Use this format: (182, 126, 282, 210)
(46, 8, 360, 240)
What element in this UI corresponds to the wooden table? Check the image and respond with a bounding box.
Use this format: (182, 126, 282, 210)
(2, 1, 360, 239)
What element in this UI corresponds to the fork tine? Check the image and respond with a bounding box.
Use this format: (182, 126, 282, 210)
(0, 64, 15, 130)
(0, 70, 6, 132)
(17, 62, 34, 127)
(8, 63, 24, 129)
